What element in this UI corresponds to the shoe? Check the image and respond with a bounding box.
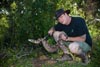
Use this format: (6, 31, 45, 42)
(28, 39, 42, 44)
(56, 54, 73, 62)
(79, 53, 90, 65)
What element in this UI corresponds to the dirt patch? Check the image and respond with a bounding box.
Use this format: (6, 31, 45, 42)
(33, 55, 57, 67)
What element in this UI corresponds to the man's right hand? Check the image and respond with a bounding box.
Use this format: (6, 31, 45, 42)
(48, 27, 55, 36)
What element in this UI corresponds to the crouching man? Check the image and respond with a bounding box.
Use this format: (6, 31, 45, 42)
(48, 8, 92, 64)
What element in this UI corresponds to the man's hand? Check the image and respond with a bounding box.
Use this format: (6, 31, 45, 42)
(48, 27, 55, 36)
(60, 34, 68, 41)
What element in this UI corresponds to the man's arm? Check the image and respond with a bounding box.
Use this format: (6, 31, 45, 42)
(48, 27, 55, 36)
(66, 34, 86, 42)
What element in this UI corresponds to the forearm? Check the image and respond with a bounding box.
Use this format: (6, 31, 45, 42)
(66, 37, 86, 42)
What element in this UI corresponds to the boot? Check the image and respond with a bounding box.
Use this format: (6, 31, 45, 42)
(79, 53, 90, 65)
(56, 54, 73, 62)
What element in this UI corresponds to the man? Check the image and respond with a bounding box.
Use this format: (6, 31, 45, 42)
(48, 9, 92, 64)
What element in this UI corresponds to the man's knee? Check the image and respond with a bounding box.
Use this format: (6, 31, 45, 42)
(68, 42, 82, 54)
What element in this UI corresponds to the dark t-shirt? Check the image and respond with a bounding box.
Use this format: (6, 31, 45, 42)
(54, 17, 92, 47)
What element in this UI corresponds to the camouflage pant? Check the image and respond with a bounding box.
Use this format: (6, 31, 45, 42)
(60, 41, 91, 55)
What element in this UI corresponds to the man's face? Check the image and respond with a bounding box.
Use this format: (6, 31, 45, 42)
(57, 13, 69, 24)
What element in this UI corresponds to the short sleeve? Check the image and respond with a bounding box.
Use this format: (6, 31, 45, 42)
(54, 23, 63, 31)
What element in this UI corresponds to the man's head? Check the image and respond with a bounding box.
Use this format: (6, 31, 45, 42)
(55, 9, 71, 25)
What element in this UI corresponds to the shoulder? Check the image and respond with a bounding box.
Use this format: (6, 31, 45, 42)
(72, 17, 85, 25)
(54, 23, 63, 31)
(72, 17, 85, 22)
(54, 23, 62, 27)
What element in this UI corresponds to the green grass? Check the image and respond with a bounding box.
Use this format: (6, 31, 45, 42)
(5, 57, 94, 67)
(1, 52, 98, 67)
(1, 39, 100, 67)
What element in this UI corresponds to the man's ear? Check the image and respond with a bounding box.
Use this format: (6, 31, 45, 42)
(64, 13, 69, 16)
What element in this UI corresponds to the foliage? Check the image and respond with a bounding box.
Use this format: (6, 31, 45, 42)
(0, 0, 100, 67)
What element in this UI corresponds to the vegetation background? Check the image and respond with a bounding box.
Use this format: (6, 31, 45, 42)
(0, 0, 100, 67)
